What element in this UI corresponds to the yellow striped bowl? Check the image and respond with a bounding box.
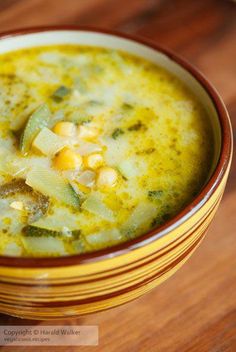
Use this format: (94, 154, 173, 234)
(0, 27, 233, 320)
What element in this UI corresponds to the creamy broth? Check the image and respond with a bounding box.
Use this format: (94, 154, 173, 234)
(0, 45, 213, 257)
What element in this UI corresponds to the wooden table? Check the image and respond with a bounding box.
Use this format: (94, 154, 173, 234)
(0, 0, 235, 351)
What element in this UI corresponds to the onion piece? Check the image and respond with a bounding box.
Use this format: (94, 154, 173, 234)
(33, 127, 66, 156)
(22, 236, 66, 256)
(3, 243, 22, 256)
(122, 202, 157, 233)
(85, 228, 122, 249)
(82, 192, 114, 222)
(77, 170, 95, 187)
(118, 158, 139, 178)
(26, 166, 80, 209)
(32, 206, 81, 231)
(118, 157, 147, 179)
(76, 142, 102, 156)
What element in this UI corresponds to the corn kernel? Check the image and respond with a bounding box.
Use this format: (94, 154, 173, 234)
(53, 121, 76, 137)
(77, 125, 99, 140)
(53, 148, 82, 170)
(10, 201, 24, 211)
(85, 153, 104, 169)
(96, 167, 118, 188)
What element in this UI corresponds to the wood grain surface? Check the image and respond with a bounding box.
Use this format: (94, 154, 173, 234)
(0, 0, 235, 351)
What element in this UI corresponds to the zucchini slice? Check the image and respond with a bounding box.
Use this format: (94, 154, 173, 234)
(26, 166, 80, 208)
(82, 192, 114, 222)
(85, 228, 122, 249)
(23, 225, 80, 239)
(32, 127, 66, 156)
(20, 104, 51, 154)
(0, 179, 31, 197)
(0, 178, 49, 222)
(22, 236, 66, 256)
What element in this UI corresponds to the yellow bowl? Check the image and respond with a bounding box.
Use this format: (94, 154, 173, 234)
(0, 26, 233, 320)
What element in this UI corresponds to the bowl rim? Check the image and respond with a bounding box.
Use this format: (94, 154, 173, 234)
(0, 25, 232, 268)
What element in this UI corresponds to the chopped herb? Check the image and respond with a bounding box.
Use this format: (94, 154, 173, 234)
(151, 212, 171, 228)
(122, 103, 134, 111)
(162, 213, 171, 222)
(51, 85, 71, 102)
(121, 173, 128, 181)
(0, 73, 16, 80)
(145, 148, 155, 154)
(137, 147, 156, 155)
(112, 128, 124, 139)
(128, 121, 145, 131)
(148, 190, 163, 200)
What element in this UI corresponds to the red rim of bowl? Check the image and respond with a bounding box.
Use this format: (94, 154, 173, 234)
(0, 25, 232, 268)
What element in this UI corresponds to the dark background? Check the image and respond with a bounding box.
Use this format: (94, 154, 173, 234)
(0, 1, 235, 351)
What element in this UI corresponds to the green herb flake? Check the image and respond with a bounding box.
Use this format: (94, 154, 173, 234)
(148, 190, 163, 200)
(122, 103, 134, 111)
(136, 147, 156, 155)
(0, 179, 50, 223)
(51, 85, 71, 102)
(0, 179, 31, 197)
(128, 121, 145, 131)
(112, 128, 124, 139)
(151, 211, 171, 228)
(145, 148, 155, 154)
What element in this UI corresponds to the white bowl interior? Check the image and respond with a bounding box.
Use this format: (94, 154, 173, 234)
(0, 30, 221, 177)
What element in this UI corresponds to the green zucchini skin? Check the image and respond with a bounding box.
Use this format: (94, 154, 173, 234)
(23, 225, 81, 239)
(0, 179, 31, 197)
(26, 166, 81, 209)
(20, 104, 51, 154)
(0, 179, 49, 222)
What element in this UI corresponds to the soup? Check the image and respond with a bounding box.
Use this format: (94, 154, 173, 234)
(0, 45, 213, 257)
